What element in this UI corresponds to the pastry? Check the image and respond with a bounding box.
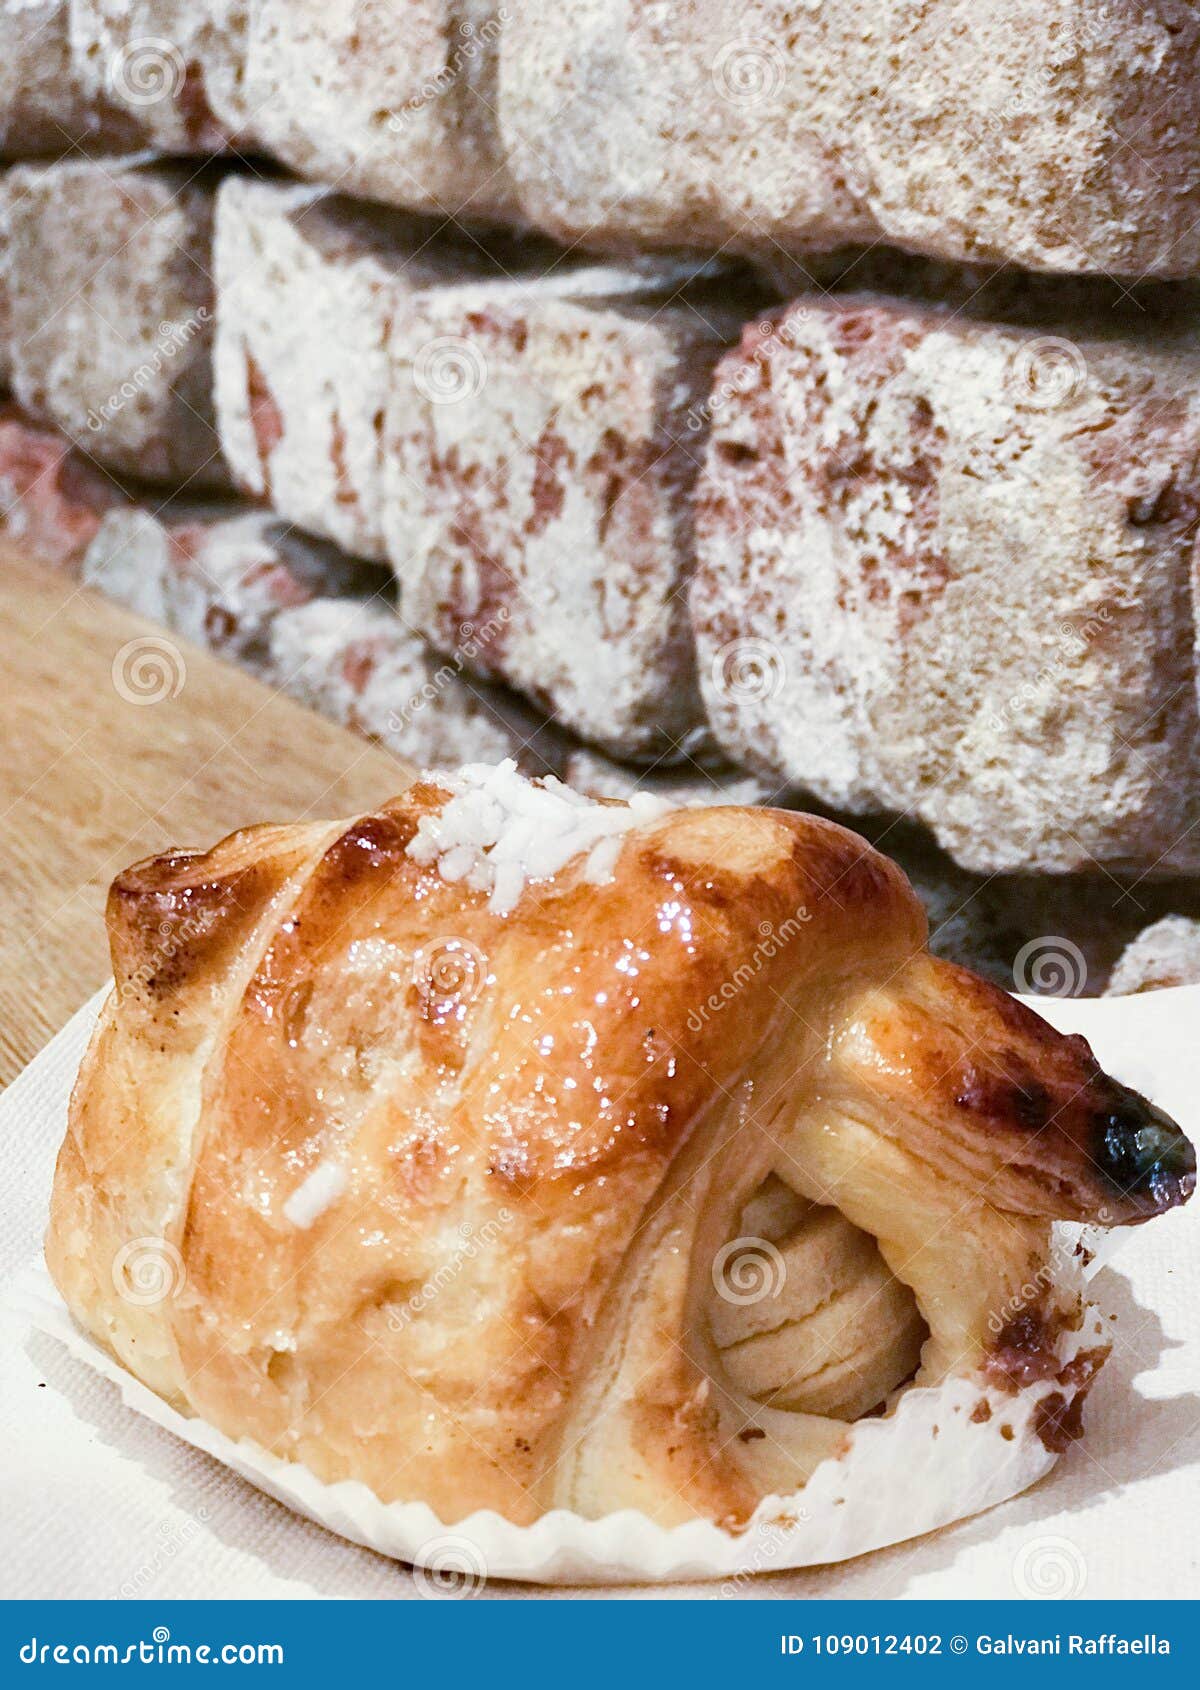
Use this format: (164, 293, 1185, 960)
(46, 761, 1194, 1543)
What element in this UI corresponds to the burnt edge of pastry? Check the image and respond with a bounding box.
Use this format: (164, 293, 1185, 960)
(1086, 1072, 1196, 1214)
(108, 844, 281, 998)
(886, 965, 1195, 1224)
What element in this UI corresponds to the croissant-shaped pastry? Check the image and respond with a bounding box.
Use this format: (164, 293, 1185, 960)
(47, 761, 1194, 1547)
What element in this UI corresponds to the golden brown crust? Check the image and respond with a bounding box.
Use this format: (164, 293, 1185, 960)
(46, 781, 1194, 1529)
(46, 816, 340, 1400)
(108, 827, 299, 1010)
(841, 958, 1194, 1224)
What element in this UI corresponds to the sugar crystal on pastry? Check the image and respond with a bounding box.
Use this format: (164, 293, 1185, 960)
(282, 1159, 349, 1230)
(405, 758, 672, 912)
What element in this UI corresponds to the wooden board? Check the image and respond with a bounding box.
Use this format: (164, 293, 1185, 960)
(0, 545, 410, 1085)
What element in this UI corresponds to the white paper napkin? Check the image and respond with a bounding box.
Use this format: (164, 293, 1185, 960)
(2, 986, 1199, 1599)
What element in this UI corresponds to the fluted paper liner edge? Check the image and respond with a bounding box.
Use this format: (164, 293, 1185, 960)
(10, 983, 1188, 1586)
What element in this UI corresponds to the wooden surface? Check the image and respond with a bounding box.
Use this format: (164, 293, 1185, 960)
(0, 544, 409, 1085)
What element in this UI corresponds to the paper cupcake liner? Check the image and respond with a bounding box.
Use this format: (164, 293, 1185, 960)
(5, 983, 1143, 1585)
(10, 1261, 1104, 1586)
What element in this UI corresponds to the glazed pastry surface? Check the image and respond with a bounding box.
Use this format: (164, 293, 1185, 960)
(47, 770, 1195, 1528)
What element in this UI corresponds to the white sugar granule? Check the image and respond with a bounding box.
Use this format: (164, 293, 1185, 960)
(405, 759, 672, 915)
(283, 1160, 349, 1229)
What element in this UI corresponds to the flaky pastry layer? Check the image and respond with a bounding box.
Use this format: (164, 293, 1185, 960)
(47, 780, 1194, 1529)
